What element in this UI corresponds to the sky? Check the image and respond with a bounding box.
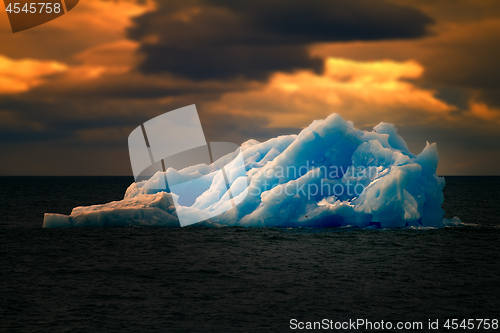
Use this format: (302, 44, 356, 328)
(0, 0, 499, 175)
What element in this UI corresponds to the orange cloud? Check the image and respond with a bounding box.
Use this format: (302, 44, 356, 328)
(0, 0, 155, 89)
(74, 40, 139, 68)
(56, 40, 140, 81)
(206, 57, 455, 128)
(469, 102, 500, 123)
(0, 55, 67, 94)
(0, 40, 138, 96)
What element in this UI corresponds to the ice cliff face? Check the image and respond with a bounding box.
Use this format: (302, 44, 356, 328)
(43, 113, 446, 228)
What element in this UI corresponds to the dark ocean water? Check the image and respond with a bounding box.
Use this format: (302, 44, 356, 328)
(0, 176, 499, 332)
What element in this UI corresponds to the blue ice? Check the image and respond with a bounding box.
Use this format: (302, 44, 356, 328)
(43, 113, 448, 228)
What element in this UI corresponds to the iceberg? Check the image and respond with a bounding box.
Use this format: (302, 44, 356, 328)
(43, 113, 447, 228)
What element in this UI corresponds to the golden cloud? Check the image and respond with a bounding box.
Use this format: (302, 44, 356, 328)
(0, 55, 67, 94)
(470, 102, 500, 123)
(206, 57, 455, 129)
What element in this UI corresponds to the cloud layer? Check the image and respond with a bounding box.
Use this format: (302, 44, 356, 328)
(128, 0, 433, 80)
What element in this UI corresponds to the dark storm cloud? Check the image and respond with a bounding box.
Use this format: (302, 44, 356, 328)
(128, 0, 433, 80)
(416, 17, 500, 107)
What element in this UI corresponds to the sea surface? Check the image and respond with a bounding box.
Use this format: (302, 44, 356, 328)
(0, 176, 499, 332)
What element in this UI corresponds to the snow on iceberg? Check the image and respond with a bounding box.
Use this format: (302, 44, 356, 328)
(43, 113, 446, 228)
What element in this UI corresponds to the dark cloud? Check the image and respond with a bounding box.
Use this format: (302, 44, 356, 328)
(474, 87, 500, 108)
(416, 18, 500, 106)
(128, 0, 433, 80)
(28, 72, 244, 100)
